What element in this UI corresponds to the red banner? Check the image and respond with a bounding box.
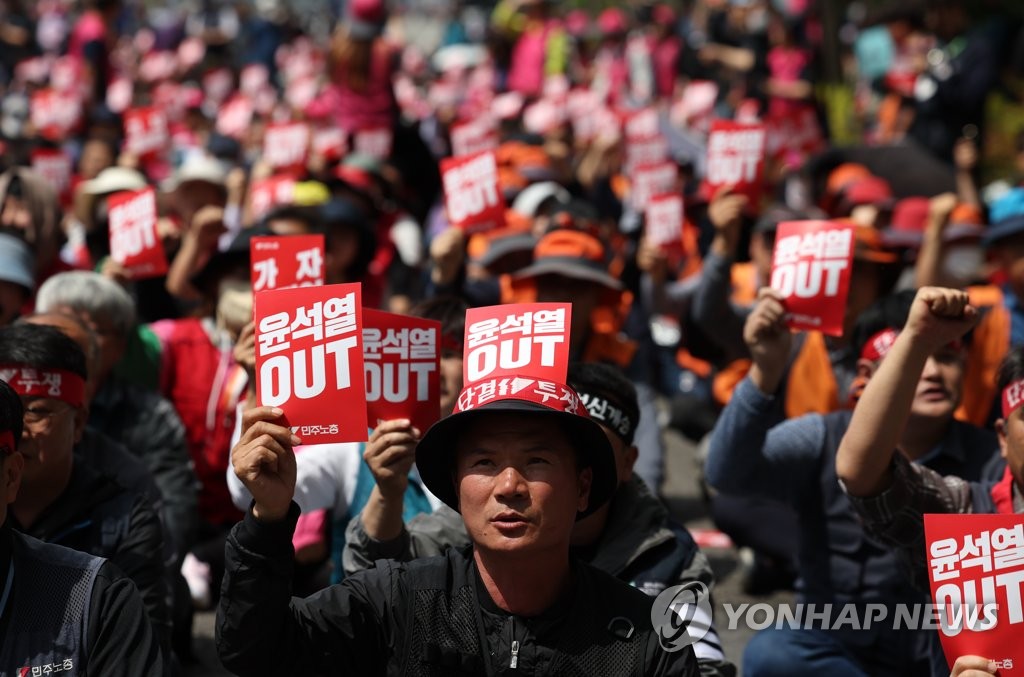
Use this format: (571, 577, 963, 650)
(463, 303, 571, 385)
(441, 150, 506, 234)
(362, 309, 441, 433)
(249, 175, 296, 220)
(925, 513, 1024, 673)
(30, 89, 83, 142)
(450, 117, 499, 158)
(254, 283, 368, 444)
(124, 107, 170, 159)
(703, 120, 767, 204)
(250, 235, 326, 292)
(770, 220, 854, 337)
(108, 188, 168, 280)
(30, 149, 72, 205)
(262, 122, 310, 175)
(631, 162, 678, 211)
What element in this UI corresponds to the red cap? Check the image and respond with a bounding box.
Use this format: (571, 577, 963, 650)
(890, 197, 931, 233)
(843, 176, 893, 207)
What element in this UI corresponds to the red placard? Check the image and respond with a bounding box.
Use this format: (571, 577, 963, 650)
(262, 122, 310, 175)
(30, 149, 72, 205)
(352, 127, 393, 161)
(672, 81, 719, 133)
(250, 235, 326, 292)
(124, 107, 170, 159)
(766, 107, 824, 159)
(450, 117, 499, 158)
(254, 283, 368, 444)
(624, 107, 660, 142)
(249, 175, 296, 220)
(108, 188, 168, 280)
(440, 150, 506, 234)
(703, 120, 767, 205)
(925, 513, 1024, 673)
(631, 162, 678, 211)
(463, 303, 572, 386)
(624, 135, 670, 177)
(216, 95, 254, 140)
(30, 89, 83, 142)
(770, 221, 854, 337)
(645, 194, 685, 250)
(362, 309, 441, 433)
(311, 126, 347, 162)
(240, 64, 270, 96)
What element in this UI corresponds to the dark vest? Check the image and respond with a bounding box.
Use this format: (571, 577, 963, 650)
(0, 531, 103, 677)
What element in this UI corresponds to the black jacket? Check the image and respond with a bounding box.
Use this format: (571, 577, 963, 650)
(217, 504, 699, 676)
(11, 460, 170, 648)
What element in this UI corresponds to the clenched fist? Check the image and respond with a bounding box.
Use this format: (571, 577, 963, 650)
(232, 407, 300, 522)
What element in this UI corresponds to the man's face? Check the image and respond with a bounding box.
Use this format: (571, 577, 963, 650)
(17, 395, 84, 488)
(455, 413, 592, 557)
(0, 194, 31, 235)
(439, 352, 463, 417)
(999, 411, 1024, 491)
(909, 346, 965, 420)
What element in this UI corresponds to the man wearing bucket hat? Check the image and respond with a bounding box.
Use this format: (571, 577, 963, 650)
(218, 308, 699, 675)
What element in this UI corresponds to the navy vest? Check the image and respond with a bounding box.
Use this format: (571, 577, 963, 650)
(0, 531, 103, 676)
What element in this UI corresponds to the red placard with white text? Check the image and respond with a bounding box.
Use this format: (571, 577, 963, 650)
(645, 194, 685, 250)
(450, 117, 499, 158)
(766, 107, 825, 159)
(262, 122, 310, 175)
(703, 120, 767, 205)
(30, 149, 72, 205)
(250, 235, 326, 292)
(458, 303, 582, 415)
(31, 89, 83, 142)
(925, 514, 1024, 673)
(770, 221, 854, 337)
(216, 95, 254, 140)
(631, 162, 678, 211)
(440, 150, 506, 234)
(249, 175, 296, 220)
(254, 283, 368, 444)
(124, 107, 170, 159)
(108, 188, 168, 279)
(363, 309, 441, 434)
(352, 127, 393, 161)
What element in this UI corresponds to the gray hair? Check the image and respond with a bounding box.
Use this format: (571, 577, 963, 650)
(36, 271, 137, 339)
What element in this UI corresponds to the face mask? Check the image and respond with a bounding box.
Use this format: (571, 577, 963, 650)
(216, 278, 253, 340)
(941, 245, 983, 284)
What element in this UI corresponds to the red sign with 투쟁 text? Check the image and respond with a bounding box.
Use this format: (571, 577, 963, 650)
(362, 309, 441, 434)
(250, 235, 325, 292)
(254, 283, 368, 444)
(108, 187, 168, 279)
(441, 150, 506, 234)
(925, 513, 1024, 673)
(770, 220, 854, 337)
(703, 120, 767, 205)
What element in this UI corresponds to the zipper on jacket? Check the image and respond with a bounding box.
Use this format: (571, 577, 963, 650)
(509, 617, 519, 668)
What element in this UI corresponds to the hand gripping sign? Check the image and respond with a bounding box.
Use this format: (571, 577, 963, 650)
(457, 303, 574, 412)
(262, 122, 311, 175)
(108, 187, 169, 280)
(440, 150, 507, 234)
(703, 120, 767, 205)
(254, 283, 368, 444)
(250, 235, 326, 292)
(770, 220, 855, 337)
(925, 514, 1024, 673)
(645, 195, 687, 267)
(363, 309, 441, 433)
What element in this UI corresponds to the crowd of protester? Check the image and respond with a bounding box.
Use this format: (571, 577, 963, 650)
(2, 0, 1024, 674)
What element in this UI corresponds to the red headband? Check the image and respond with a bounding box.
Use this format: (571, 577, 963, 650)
(455, 378, 590, 418)
(1003, 379, 1024, 420)
(0, 430, 14, 455)
(0, 365, 86, 408)
(861, 329, 899, 362)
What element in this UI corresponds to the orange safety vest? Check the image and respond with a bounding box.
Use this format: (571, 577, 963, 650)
(955, 285, 1011, 426)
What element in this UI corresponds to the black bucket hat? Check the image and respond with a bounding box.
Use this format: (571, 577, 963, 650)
(415, 386, 619, 520)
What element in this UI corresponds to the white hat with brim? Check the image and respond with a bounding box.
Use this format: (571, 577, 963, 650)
(80, 167, 148, 196)
(161, 154, 228, 193)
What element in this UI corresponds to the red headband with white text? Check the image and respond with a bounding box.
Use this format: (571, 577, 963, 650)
(0, 365, 86, 408)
